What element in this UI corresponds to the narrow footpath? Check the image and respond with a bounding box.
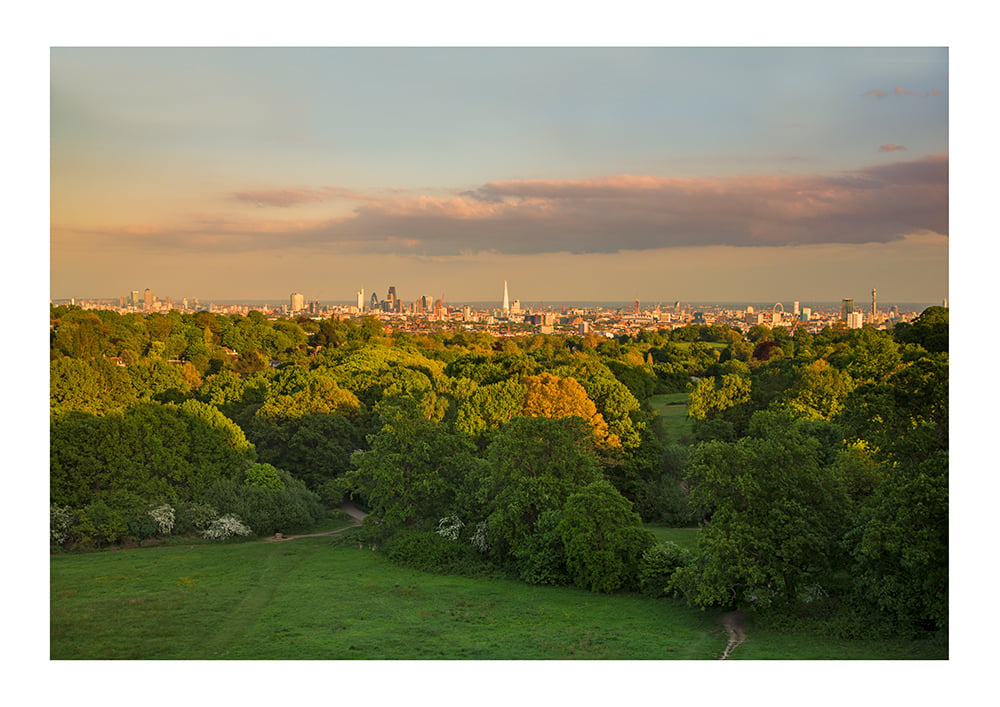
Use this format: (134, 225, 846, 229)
(265, 502, 368, 542)
(719, 611, 748, 659)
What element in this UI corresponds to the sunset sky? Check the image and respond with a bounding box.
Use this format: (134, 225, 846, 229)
(50, 46, 949, 306)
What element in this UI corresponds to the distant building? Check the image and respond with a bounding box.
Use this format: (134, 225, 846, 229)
(143, 288, 153, 311)
(841, 298, 854, 321)
(800, 307, 812, 322)
(847, 311, 864, 329)
(503, 280, 510, 314)
(290, 292, 305, 313)
(357, 289, 365, 312)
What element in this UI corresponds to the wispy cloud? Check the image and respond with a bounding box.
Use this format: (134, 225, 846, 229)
(230, 187, 375, 207)
(75, 156, 948, 257)
(866, 87, 940, 99)
(879, 144, 907, 152)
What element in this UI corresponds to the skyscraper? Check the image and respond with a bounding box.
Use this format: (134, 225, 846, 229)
(357, 289, 365, 312)
(503, 280, 510, 314)
(290, 292, 305, 313)
(143, 288, 153, 311)
(841, 298, 854, 321)
(871, 288, 877, 321)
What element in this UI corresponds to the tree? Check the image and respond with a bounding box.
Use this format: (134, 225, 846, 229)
(50, 357, 138, 414)
(455, 378, 526, 439)
(346, 411, 484, 528)
(687, 374, 751, 421)
(51, 401, 256, 511)
(836, 352, 948, 631)
(676, 410, 850, 608)
(521, 373, 619, 447)
(893, 306, 948, 353)
(558, 479, 655, 593)
(781, 359, 855, 421)
(828, 327, 902, 383)
(482, 416, 603, 569)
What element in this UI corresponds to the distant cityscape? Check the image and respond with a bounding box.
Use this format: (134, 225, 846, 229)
(52, 282, 945, 339)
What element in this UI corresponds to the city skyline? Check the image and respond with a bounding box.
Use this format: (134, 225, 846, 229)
(51, 47, 948, 303)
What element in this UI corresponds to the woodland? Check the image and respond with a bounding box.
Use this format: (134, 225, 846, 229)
(49, 304, 948, 639)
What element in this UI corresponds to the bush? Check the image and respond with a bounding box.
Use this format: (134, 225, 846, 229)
(202, 514, 252, 540)
(244, 462, 285, 490)
(175, 502, 219, 534)
(202, 470, 325, 536)
(50, 505, 76, 546)
(148, 504, 175, 535)
(382, 529, 496, 576)
(639, 542, 692, 597)
(513, 510, 570, 586)
(126, 512, 159, 540)
(75, 499, 130, 547)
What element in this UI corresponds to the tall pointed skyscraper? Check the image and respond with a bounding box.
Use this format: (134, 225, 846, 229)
(503, 280, 510, 314)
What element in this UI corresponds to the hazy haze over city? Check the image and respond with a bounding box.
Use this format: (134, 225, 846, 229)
(50, 45, 948, 305)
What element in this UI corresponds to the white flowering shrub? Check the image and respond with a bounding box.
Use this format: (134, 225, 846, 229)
(436, 515, 464, 541)
(50, 504, 76, 545)
(202, 514, 253, 540)
(148, 504, 175, 536)
(470, 520, 490, 553)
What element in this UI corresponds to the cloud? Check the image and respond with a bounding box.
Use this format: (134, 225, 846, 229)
(230, 187, 373, 207)
(867, 88, 940, 99)
(75, 156, 948, 257)
(879, 144, 907, 152)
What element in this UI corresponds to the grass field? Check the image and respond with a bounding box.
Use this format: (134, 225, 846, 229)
(647, 393, 693, 444)
(50, 534, 947, 660)
(645, 526, 700, 549)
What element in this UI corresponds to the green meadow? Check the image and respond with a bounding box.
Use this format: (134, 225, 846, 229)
(50, 535, 946, 660)
(646, 393, 693, 444)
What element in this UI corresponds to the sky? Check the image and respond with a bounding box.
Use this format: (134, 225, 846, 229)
(50, 45, 950, 306)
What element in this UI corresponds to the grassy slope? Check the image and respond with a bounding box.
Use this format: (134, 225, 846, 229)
(646, 393, 692, 444)
(50, 537, 946, 660)
(51, 538, 720, 660)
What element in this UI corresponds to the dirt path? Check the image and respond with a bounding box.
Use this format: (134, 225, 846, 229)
(265, 502, 368, 542)
(719, 611, 747, 659)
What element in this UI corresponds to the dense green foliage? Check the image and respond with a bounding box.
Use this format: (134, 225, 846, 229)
(50, 304, 947, 639)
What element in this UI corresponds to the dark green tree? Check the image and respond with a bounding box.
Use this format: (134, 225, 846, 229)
(558, 479, 655, 593)
(676, 410, 850, 608)
(481, 416, 603, 571)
